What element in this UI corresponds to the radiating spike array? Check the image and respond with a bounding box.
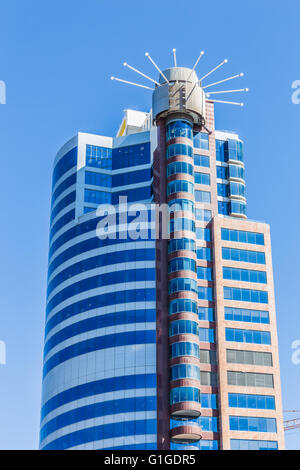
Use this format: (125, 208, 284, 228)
(110, 50, 248, 108)
(123, 62, 160, 86)
(208, 99, 244, 106)
(145, 52, 169, 83)
(110, 76, 153, 91)
(199, 59, 228, 82)
(172, 49, 177, 67)
(202, 73, 244, 90)
(206, 88, 249, 96)
(187, 51, 205, 81)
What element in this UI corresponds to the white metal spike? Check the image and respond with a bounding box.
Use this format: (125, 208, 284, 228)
(202, 73, 244, 90)
(208, 98, 244, 106)
(199, 59, 228, 82)
(187, 51, 204, 81)
(207, 88, 249, 96)
(123, 62, 160, 86)
(145, 52, 169, 83)
(110, 76, 153, 90)
(206, 88, 249, 95)
(172, 49, 177, 67)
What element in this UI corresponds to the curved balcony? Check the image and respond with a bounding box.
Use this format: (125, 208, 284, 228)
(170, 401, 202, 419)
(170, 425, 202, 443)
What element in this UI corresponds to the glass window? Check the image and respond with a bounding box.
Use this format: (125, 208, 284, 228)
(168, 238, 196, 254)
(230, 200, 247, 216)
(216, 140, 227, 162)
(86, 145, 112, 169)
(196, 227, 211, 241)
(84, 189, 111, 205)
(199, 350, 217, 365)
(169, 198, 195, 214)
(112, 168, 152, 187)
(223, 267, 267, 284)
(167, 161, 194, 177)
(230, 182, 246, 198)
(222, 247, 266, 264)
(224, 287, 268, 304)
(229, 164, 245, 180)
(218, 201, 230, 215)
(193, 132, 209, 150)
(170, 387, 200, 404)
(166, 120, 193, 141)
(166, 143, 193, 159)
(171, 364, 200, 381)
(194, 154, 210, 168)
(85, 171, 112, 188)
(169, 257, 196, 274)
(221, 228, 264, 245)
(217, 183, 229, 197)
(230, 439, 278, 451)
(169, 320, 198, 337)
(170, 217, 195, 233)
(225, 328, 271, 345)
(168, 278, 197, 294)
(228, 393, 275, 410)
(226, 349, 273, 366)
(229, 416, 276, 433)
(197, 266, 213, 281)
(216, 165, 228, 180)
(195, 208, 212, 221)
(169, 298, 197, 315)
(224, 307, 269, 324)
(198, 307, 215, 321)
(227, 371, 274, 388)
(195, 190, 211, 203)
(198, 286, 214, 301)
(199, 328, 215, 343)
(53, 147, 77, 188)
(170, 342, 200, 359)
(167, 180, 194, 196)
(197, 247, 212, 260)
(112, 143, 150, 170)
(195, 172, 210, 185)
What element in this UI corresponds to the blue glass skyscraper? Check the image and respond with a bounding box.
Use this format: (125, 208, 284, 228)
(40, 65, 284, 450)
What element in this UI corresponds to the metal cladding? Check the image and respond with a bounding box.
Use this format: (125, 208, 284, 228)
(152, 67, 206, 126)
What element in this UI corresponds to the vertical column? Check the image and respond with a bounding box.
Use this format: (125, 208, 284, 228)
(166, 118, 202, 445)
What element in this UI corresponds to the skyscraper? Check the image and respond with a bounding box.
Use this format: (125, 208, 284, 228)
(40, 58, 285, 450)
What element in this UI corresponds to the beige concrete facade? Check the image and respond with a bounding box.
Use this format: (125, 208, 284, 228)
(212, 216, 285, 450)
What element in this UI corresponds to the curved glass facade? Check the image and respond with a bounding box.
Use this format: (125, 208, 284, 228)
(41, 136, 157, 450)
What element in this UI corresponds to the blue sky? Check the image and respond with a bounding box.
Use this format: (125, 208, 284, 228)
(0, 0, 299, 449)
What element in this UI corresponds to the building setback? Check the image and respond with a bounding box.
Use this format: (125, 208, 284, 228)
(40, 65, 285, 450)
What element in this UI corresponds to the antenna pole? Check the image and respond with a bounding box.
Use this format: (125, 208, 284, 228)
(111, 76, 153, 90)
(202, 73, 244, 90)
(207, 88, 249, 95)
(172, 49, 177, 67)
(145, 52, 169, 83)
(208, 98, 244, 106)
(123, 62, 160, 86)
(187, 51, 204, 80)
(199, 59, 228, 82)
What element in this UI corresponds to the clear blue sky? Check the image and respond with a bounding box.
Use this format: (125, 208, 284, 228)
(0, 0, 299, 450)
